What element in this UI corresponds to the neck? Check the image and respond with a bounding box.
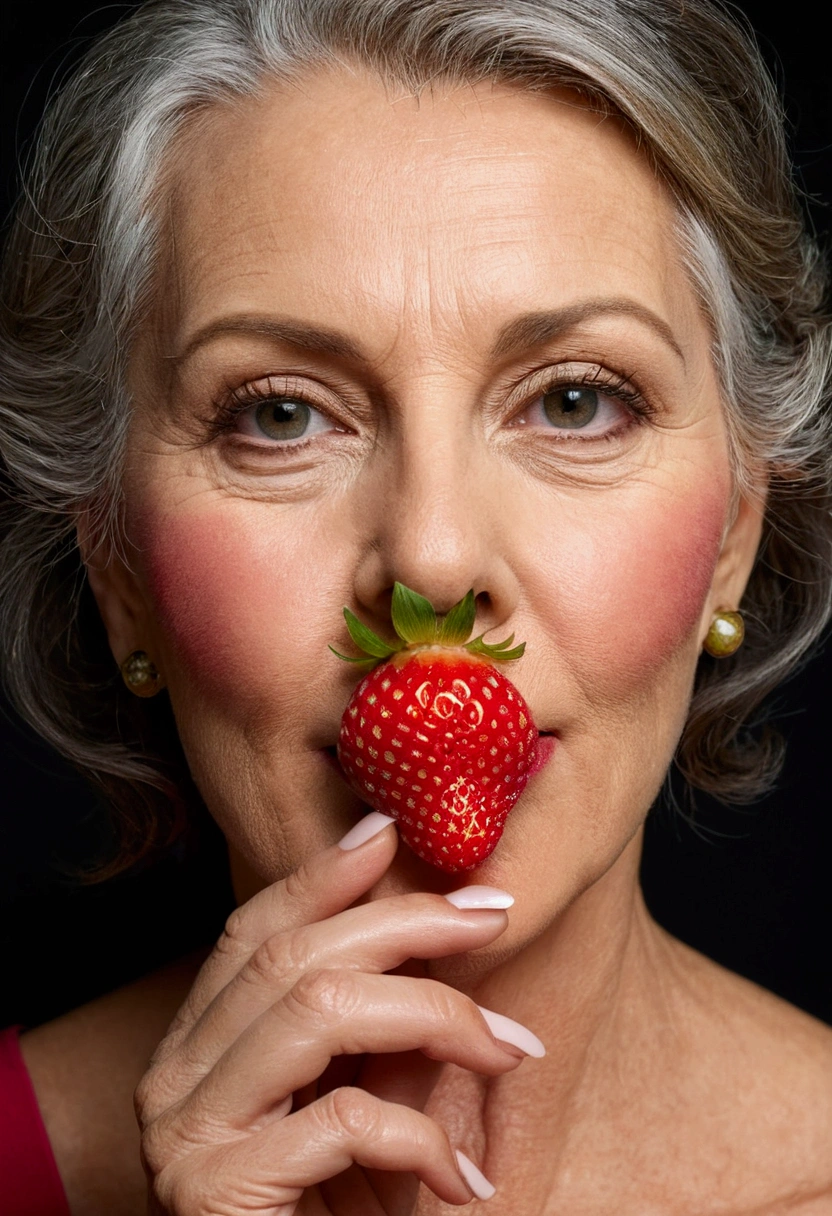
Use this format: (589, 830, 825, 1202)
(419, 830, 671, 1205)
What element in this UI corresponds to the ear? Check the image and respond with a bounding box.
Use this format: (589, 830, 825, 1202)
(699, 479, 767, 646)
(76, 508, 153, 667)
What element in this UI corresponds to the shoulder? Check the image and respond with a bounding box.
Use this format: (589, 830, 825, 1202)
(20, 952, 205, 1216)
(659, 930, 832, 1210)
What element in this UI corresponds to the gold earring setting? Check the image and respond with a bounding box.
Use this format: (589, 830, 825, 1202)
(120, 650, 165, 697)
(703, 610, 744, 658)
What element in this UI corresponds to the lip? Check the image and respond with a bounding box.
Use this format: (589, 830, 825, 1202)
(527, 732, 557, 779)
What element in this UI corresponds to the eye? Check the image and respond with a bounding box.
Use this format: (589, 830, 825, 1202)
(512, 382, 635, 438)
(235, 396, 337, 443)
(542, 386, 599, 428)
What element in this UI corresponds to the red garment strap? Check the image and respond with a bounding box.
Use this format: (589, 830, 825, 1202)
(0, 1026, 71, 1215)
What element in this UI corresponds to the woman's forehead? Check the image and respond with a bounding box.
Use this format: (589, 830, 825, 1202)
(154, 66, 705, 371)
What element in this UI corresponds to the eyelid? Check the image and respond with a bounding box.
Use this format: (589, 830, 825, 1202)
(513, 362, 649, 413)
(230, 373, 336, 412)
(504, 362, 653, 432)
(209, 373, 352, 440)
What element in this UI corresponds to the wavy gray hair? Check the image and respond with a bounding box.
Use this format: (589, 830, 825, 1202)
(1, 0, 830, 874)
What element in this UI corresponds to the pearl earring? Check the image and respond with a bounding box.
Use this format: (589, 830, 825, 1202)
(703, 610, 744, 658)
(120, 650, 165, 697)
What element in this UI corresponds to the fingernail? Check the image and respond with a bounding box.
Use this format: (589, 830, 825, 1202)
(444, 885, 514, 910)
(337, 812, 397, 850)
(477, 1006, 546, 1058)
(455, 1150, 496, 1201)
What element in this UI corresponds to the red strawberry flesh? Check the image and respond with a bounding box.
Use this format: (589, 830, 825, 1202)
(337, 647, 538, 872)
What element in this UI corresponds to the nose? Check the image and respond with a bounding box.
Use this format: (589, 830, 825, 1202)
(351, 397, 519, 633)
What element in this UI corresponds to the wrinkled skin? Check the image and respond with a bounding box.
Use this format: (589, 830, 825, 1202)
(61, 68, 832, 1215)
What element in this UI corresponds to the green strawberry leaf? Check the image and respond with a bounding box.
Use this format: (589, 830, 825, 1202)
(391, 582, 437, 646)
(467, 636, 526, 661)
(343, 607, 400, 658)
(328, 645, 378, 665)
(438, 589, 476, 646)
(479, 632, 516, 652)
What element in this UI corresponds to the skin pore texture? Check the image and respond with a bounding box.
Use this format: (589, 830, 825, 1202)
(26, 68, 832, 1214)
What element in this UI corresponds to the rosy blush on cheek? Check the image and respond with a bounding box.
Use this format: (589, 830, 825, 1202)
(534, 483, 729, 688)
(134, 508, 322, 704)
(143, 514, 268, 688)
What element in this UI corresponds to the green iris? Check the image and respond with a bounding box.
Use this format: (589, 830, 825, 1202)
(254, 398, 310, 440)
(543, 386, 598, 429)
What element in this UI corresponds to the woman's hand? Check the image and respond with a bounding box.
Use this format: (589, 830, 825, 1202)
(135, 813, 542, 1215)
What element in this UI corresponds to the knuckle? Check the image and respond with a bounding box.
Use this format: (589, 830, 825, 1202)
(134, 1061, 186, 1128)
(422, 979, 462, 1027)
(141, 1104, 217, 1179)
(288, 968, 361, 1022)
(322, 1086, 382, 1142)
(246, 930, 309, 988)
(140, 1117, 176, 1177)
(133, 1074, 154, 1125)
(218, 905, 250, 953)
(151, 1161, 204, 1216)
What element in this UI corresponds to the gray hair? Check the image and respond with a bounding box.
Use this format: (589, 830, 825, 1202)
(2, 0, 831, 874)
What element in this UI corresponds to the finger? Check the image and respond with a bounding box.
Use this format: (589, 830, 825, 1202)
(155, 814, 398, 1059)
(168, 970, 525, 1130)
(150, 1087, 475, 1211)
(171, 895, 508, 1084)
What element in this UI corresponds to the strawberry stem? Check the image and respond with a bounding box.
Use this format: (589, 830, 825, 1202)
(333, 582, 525, 663)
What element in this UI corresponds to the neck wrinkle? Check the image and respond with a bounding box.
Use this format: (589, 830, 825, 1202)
(420, 828, 672, 1208)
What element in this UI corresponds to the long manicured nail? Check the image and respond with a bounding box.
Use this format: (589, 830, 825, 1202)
(337, 812, 397, 850)
(444, 885, 514, 910)
(455, 1150, 496, 1201)
(477, 1006, 546, 1058)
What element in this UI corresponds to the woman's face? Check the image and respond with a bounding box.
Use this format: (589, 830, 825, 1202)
(99, 68, 762, 948)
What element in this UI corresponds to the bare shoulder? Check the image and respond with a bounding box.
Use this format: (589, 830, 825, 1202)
(659, 928, 832, 1208)
(20, 951, 206, 1216)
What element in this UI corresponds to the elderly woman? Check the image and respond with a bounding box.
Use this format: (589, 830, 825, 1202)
(1, 0, 832, 1211)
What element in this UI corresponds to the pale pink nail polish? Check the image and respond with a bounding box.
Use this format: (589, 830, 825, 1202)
(477, 1006, 546, 1058)
(337, 812, 396, 850)
(455, 1150, 496, 1200)
(444, 886, 514, 910)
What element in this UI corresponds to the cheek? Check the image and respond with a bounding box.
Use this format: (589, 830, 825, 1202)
(134, 507, 336, 702)
(531, 481, 728, 686)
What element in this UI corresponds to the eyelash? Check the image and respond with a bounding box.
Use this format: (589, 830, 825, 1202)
(207, 365, 653, 447)
(511, 364, 652, 437)
(206, 376, 342, 449)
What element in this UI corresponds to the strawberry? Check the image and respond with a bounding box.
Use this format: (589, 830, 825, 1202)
(332, 583, 538, 873)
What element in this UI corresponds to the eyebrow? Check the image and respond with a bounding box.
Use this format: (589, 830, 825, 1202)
(174, 297, 684, 369)
(173, 315, 366, 365)
(489, 299, 685, 364)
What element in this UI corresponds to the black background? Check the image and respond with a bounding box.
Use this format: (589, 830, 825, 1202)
(1, 3, 830, 1031)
